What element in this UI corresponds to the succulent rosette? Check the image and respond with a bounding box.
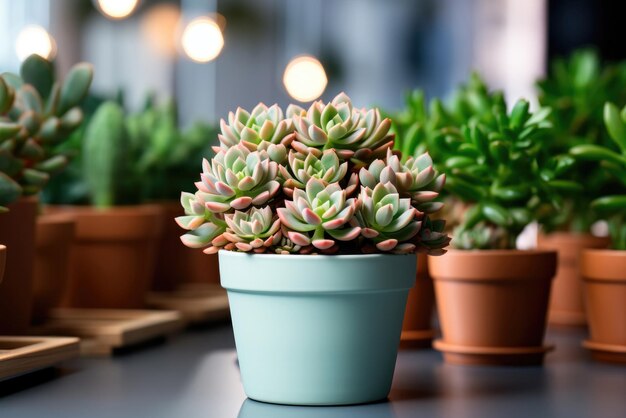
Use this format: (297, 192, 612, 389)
(277, 178, 361, 252)
(179, 94, 450, 256)
(222, 206, 281, 252)
(216, 103, 293, 163)
(279, 149, 357, 197)
(292, 93, 394, 168)
(359, 149, 445, 213)
(196, 144, 281, 212)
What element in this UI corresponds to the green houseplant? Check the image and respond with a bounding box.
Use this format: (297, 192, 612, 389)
(572, 102, 626, 363)
(0, 54, 92, 332)
(423, 95, 575, 365)
(45, 94, 221, 307)
(178, 92, 449, 405)
(535, 50, 626, 326)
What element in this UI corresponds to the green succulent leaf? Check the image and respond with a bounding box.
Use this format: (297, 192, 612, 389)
(20, 54, 54, 99)
(57, 63, 94, 116)
(604, 102, 626, 154)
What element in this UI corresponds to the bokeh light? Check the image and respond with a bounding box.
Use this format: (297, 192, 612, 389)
(96, 0, 140, 20)
(283, 55, 327, 102)
(181, 17, 224, 63)
(15, 25, 57, 61)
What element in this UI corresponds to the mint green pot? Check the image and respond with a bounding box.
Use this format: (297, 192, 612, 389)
(219, 251, 417, 406)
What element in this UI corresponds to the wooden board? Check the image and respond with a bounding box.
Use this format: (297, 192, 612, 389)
(33, 309, 184, 356)
(146, 283, 230, 325)
(0, 336, 80, 381)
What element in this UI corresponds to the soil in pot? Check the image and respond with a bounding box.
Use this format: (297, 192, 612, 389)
(0, 197, 38, 334)
(53, 205, 164, 309)
(220, 251, 416, 406)
(32, 213, 76, 324)
(581, 250, 626, 364)
(152, 202, 220, 291)
(538, 232, 609, 327)
(400, 253, 436, 348)
(429, 250, 557, 366)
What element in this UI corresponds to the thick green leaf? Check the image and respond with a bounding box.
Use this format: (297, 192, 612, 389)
(20, 54, 54, 99)
(570, 144, 626, 166)
(592, 195, 626, 214)
(57, 63, 94, 115)
(604, 102, 626, 153)
(0, 172, 22, 206)
(482, 202, 511, 226)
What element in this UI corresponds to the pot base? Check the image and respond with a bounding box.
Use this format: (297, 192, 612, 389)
(434, 339, 554, 366)
(548, 310, 587, 328)
(582, 340, 626, 365)
(400, 329, 435, 349)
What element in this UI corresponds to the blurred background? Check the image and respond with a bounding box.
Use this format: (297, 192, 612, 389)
(0, 0, 624, 127)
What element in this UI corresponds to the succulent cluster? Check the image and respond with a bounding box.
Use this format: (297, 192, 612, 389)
(178, 93, 449, 255)
(570, 103, 626, 250)
(43, 95, 218, 207)
(536, 49, 626, 232)
(0, 55, 93, 211)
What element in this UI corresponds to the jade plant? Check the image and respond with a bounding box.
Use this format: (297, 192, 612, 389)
(536, 49, 626, 232)
(570, 103, 626, 250)
(433, 96, 580, 250)
(177, 93, 450, 255)
(43, 95, 218, 207)
(0, 55, 93, 211)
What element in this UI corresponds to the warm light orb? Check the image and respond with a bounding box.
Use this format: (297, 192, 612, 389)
(15, 25, 57, 61)
(96, 0, 139, 20)
(283, 56, 328, 102)
(181, 17, 224, 63)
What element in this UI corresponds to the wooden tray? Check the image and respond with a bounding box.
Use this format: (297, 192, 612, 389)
(146, 283, 230, 325)
(0, 336, 80, 381)
(33, 309, 184, 356)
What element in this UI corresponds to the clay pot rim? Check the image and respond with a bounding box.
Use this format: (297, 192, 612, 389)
(429, 249, 557, 282)
(581, 249, 626, 282)
(583, 339, 626, 354)
(433, 339, 554, 355)
(219, 250, 417, 261)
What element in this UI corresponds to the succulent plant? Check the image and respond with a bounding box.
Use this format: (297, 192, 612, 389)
(536, 49, 626, 232)
(0, 55, 92, 208)
(438, 97, 581, 249)
(222, 206, 281, 252)
(196, 144, 281, 212)
(279, 148, 357, 197)
(277, 178, 360, 252)
(570, 102, 626, 250)
(292, 92, 394, 168)
(359, 149, 445, 213)
(179, 96, 450, 256)
(216, 103, 294, 162)
(44, 94, 219, 206)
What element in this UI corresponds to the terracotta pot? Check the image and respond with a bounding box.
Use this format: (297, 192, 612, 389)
(538, 232, 609, 326)
(429, 250, 557, 366)
(31, 212, 76, 324)
(581, 250, 626, 364)
(0, 197, 38, 334)
(400, 253, 435, 348)
(152, 202, 220, 291)
(51, 205, 164, 309)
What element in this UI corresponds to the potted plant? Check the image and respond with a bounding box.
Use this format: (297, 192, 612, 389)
(535, 50, 626, 326)
(123, 97, 219, 291)
(426, 95, 579, 366)
(571, 102, 626, 363)
(48, 100, 163, 309)
(0, 55, 92, 332)
(390, 75, 504, 346)
(177, 93, 449, 405)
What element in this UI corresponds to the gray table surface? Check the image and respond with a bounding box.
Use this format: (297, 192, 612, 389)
(1, 323, 624, 418)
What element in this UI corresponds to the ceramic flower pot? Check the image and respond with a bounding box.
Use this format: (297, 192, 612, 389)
(400, 253, 436, 348)
(32, 212, 76, 324)
(51, 205, 164, 309)
(220, 251, 416, 406)
(581, 250, 626, 364)
(429, 250, 557, 366)
(0, 197, 38, 334)
(152, 202, 220, 291)
(538, 232, 609, 327)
